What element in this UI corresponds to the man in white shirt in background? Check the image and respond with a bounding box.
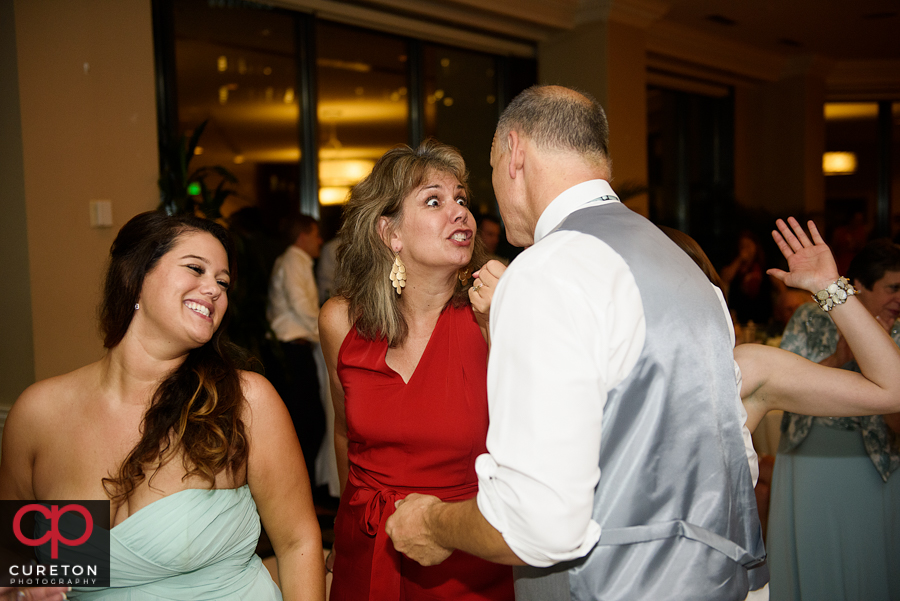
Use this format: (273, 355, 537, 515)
(267, 213, 325, 481)
(386, 85, 766, 600)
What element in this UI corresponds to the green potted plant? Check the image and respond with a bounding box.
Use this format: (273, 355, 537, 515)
(157, 119, 237, 219)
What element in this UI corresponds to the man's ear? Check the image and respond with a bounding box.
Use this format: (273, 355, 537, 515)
(378, 216, 400, 252)
(507, 130, 524, 179)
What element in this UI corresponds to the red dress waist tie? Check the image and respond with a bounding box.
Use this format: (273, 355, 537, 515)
(347, 464, 480, 597)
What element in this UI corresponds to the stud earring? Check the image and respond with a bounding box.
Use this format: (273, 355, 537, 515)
(390, 252, 407, 295)
(134, 303, 140, 310)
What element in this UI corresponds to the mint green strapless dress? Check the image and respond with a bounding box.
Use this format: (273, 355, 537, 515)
(70, 485, 282, 600)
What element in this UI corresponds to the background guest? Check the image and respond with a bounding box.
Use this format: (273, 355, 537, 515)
(476, 213, 508, 265)
(721, 229, 774, 327)
(266, 214, 326, 482)
(767, 237, 900, 600)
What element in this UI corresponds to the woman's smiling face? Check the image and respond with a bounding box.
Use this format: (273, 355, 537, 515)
(136, 230, 231, 350)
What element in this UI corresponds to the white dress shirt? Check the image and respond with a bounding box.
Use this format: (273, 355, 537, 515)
(711, 283, 760, 487)
(267, 245, 320, 343)
(475, 180, 758, 568)
(476, 180, 644, 566)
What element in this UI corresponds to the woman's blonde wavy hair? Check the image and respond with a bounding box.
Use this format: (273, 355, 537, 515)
(335, 138, 486, 346)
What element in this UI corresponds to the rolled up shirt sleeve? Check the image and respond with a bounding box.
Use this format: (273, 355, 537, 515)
(476, 232, 645, 567)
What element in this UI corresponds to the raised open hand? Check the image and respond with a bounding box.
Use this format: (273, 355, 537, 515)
(766, 217, 840, 294)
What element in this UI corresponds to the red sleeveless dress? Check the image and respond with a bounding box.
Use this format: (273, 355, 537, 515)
(329, 304, 514, 601)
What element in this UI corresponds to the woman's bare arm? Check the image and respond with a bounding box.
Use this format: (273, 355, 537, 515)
(0, 383, 46, 500)
(243, 372, 325, 600)
(318, 297, 353, 497)
(739, 218, 900, 432)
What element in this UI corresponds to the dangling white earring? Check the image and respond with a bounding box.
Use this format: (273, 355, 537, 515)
(390, 252, 406, 295)
(134, 303, 140, 310)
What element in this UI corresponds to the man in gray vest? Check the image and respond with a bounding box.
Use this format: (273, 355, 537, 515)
(386, 85, 765, 600)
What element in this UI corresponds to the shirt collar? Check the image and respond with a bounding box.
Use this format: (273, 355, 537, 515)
(534, 179, 619, 243)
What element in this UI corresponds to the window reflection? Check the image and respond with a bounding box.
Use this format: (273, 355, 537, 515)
(316, 21, 408, 210)
(168, 2, 533, 227)
(423, 45, 498, 217)
(173, 0, 299, 221)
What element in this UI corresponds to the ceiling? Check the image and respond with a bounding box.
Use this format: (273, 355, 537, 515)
(333, 0, 900, 63)
(658, 0, 900, 62)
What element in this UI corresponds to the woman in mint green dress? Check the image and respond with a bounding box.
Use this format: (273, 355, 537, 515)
(0, 212, 325, 600)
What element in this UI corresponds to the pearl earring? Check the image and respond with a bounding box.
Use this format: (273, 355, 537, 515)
(134, 303, 140, 310)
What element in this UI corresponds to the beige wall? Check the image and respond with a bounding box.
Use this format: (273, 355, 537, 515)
(13, 0, 159, 384)
(0, 0, 35, 408)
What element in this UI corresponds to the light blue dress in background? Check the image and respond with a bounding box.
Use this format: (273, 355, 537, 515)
(768, 302, 900, 600)
(70, 485, 281, 600)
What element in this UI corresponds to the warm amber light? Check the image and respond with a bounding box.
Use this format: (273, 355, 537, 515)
(319, 159, 376, 187)
(823, 152, 857, 175)
(320, 186, 351, 205)
(824, 103, 877, 120)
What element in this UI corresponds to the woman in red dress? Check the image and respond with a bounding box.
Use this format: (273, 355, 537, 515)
(319, 139, 514, 600)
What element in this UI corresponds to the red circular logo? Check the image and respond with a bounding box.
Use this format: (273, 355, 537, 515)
(12, 504, 94, 559)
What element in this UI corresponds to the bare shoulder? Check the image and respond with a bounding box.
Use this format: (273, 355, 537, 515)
(319, 296, 354, 356)
(11, 364, 99, 424)
(319, 296, 352, 337)
(239, 370, 281, 413)
(3, 364, 100, 474)
(733, 342, 762, 366)
(734, 343, 805, 402)
(238, 370, 293, 439)
(733, 344, 769, 392)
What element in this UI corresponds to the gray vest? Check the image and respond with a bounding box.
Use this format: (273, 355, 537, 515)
(514, 203, 766, 601)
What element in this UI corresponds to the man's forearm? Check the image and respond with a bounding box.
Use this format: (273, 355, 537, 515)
(428, 498, 526, 565)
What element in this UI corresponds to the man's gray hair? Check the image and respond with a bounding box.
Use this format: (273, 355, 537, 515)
(497, 85, 610, 165)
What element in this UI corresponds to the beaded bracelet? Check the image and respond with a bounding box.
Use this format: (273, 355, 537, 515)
(813, 276, 857, 312)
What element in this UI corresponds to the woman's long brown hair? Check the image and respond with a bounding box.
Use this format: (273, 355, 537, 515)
(99, 211, 248, 503)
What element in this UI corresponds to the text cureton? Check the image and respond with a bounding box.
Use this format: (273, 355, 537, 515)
(9, 564, 98, 576)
